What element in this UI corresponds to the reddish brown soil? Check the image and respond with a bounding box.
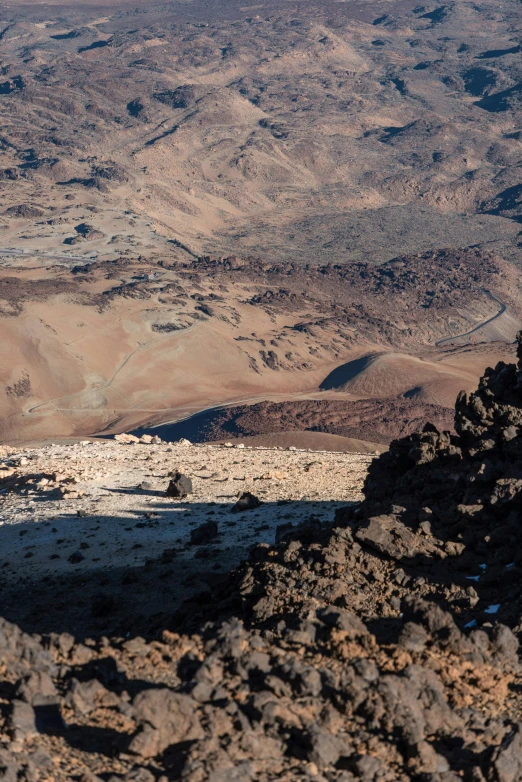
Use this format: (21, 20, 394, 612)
(152, 398, 456, 446)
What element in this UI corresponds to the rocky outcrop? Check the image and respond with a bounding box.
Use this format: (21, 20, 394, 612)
(0, 591, 519, 780)
(3, 339, 522, 779)
(165, 470, 193, 497)
(335, 332, 522, 631)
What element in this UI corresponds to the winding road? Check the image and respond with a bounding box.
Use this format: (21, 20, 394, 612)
(27, 321, 199, 415)
(434, 289, 506, 347)
(0, 248, 96, 264)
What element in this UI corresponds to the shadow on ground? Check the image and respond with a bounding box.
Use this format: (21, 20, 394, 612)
(1, 455, 510, 643)
(0, 498, 348, 639)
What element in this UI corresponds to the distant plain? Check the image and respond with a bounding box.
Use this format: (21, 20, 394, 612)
(0, 0, 521, 444)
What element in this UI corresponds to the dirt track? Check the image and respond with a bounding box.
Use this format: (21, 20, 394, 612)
(435, 289, 507, 346)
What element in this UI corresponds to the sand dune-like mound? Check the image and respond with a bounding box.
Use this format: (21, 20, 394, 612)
(321, 351, 480, 407)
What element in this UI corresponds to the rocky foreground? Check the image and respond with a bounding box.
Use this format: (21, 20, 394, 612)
(4, 340, 522, 780)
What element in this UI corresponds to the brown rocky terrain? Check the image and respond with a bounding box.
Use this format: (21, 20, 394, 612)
(146, 397, 455, 447)
(0, 436, 372, 638)
(1, 0, 522, 445)
(3, 1, 522, 778)
(0, 0, 521, 266)
(2, 327, 522, 781)
(0, 247, 520, 443)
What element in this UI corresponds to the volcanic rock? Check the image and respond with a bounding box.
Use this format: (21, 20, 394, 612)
(165, 471, 192, 498)
(2, 337, 522, 780)
(232, 491, 262, 512)
(68, 551, 85, 564)
(190, 520, 218, 545)
(5, 204, 43, 218)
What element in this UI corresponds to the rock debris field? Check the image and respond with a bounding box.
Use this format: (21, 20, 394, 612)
(6, 339, 522, 780)
(0, 438, 371, 637)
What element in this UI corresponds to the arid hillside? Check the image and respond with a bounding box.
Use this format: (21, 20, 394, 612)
(1, 0, 522, 444)
(2, 332, 522, 781)
(0, 248, 520, 442)
(3, 4, 522, 780)
(0, 0, 520, 265)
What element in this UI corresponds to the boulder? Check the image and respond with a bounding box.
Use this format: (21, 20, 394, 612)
(166, 471, 192, 498)
(232, 491, 262, 513)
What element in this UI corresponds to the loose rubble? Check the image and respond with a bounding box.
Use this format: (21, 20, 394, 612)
(4, 339, 522, 779)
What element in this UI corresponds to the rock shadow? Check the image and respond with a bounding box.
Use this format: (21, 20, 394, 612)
(0, 499, 350, 639)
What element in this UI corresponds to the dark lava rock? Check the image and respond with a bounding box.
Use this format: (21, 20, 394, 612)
(5, 337, 522, 780)
(0, 76, 24, 95)
(127, 97, 146, 118)
(190, 521, 218, 545)
(67, 551, 85, 564)
(129, 690, 204, 757)
(232, 491, 262, 513)
(153, 85, 199, 109)
(5, 203, 43, 218)
(74, 222, 103, 240)
(165, 471, 192, 498)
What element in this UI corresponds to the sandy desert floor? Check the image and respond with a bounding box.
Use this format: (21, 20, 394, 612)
(1, 250, 520, 444)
